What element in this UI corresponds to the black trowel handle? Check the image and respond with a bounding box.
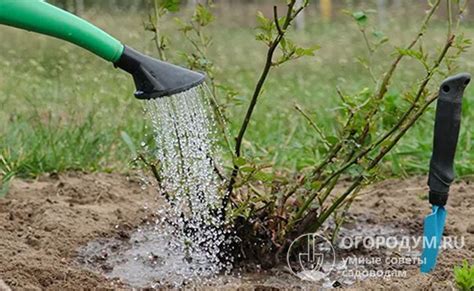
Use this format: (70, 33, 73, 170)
(428, 73, 471, 206)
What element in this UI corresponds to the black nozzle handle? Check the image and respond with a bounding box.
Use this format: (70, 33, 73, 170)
(428, 73, 470, 206)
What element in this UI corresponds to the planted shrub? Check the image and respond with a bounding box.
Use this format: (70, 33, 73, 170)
(139, 0, 469, 267)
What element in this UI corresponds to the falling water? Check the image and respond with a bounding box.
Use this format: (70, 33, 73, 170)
(77, 86, 233, 287)
(141, 85, 232, 285)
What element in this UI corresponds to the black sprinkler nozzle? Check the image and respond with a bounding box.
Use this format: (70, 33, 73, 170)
(114, 46, 205, 99)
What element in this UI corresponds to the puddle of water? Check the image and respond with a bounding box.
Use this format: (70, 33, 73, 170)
(77, 228, 336, 288)
(78, 226, 227, 287)
(78, 214, 420, 288)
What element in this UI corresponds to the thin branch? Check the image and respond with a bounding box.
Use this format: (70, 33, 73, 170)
(138, 154, 161, 184)
(223, 0, 308, 210)
(357, 0, 441, 143)
(294, 104, 331, 148)
(447, 0, 453, 38)
(455, 0, 469, 31)
(151, 0, 166, 60)
(299, 0, 441, 195)
(360, 28, 374, 54)
(310, 106, 355, 180)
(315, 91, 440, 229)
(290, 34, 453, 227)
(274, 6, 283, 35)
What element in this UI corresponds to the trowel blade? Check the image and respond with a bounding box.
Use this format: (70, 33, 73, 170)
(420, 205, 446, 273)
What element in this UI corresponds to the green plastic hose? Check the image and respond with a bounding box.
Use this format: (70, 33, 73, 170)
(0, 0, 206, 99)
(0, 0, 124, 62)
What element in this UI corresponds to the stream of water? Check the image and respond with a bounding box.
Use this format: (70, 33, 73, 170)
(75, 86, 234, 287)
(132, 86, 233, 286)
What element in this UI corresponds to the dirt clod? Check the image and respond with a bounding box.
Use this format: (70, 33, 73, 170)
(467, 224, 474, 234)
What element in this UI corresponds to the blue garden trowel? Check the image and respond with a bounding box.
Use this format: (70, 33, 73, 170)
(420, 73, 471, 273)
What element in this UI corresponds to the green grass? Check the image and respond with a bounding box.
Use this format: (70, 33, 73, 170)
(1, 5, 473, 183)
(454, 260, 474, 291)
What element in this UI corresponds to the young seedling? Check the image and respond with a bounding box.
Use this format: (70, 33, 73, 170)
(454, 260, 474, 291)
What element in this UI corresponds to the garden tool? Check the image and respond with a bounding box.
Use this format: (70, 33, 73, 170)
(420, 73, 470, 273)
(0, 0, 205, 99)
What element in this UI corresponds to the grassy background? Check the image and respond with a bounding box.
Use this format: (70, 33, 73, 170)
(1, 2, 473, 183)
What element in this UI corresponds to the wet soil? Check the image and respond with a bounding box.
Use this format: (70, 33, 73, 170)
(0, 172, 472, 290)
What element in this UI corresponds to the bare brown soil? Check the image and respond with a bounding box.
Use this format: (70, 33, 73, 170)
(0, 172, 472, 290)
(352, 178, 474, 290)
(0, 172, 155, 289)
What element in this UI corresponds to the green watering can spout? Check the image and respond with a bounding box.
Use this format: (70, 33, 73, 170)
(0, 0, 205, 99)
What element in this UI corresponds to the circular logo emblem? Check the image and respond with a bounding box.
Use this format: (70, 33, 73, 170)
(287, 233, 336, 281)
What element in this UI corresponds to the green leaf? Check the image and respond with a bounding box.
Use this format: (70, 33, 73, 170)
(255, 10, 274, 45)
(281, 37, 287, 51)
(0, 177, 11, 198)
(160, 0, 181, 12)
(372, 30, 384, 39)
(175, 17, 193, 32)
(233, 156, 247, 167)
(310, 181, 321, 190)
(372, 30, 389, 45)
(253, 171, 273, 182)
(193, 4, 214, 26)
(352, 11, 368, 26)
(120, 131, 137, 158)
(327, 136, 339, 145)
(396, 48, 423, 60)
(256, 11, 269, 27)
(256, 33, 271, 43)
(240, 166, 255, 173)
(295, 45, 320, 57)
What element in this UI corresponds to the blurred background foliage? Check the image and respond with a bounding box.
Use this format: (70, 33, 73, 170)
(1, 0, 473, 183)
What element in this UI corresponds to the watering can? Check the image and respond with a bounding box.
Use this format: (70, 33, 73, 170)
(0, 0, 205, 99)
